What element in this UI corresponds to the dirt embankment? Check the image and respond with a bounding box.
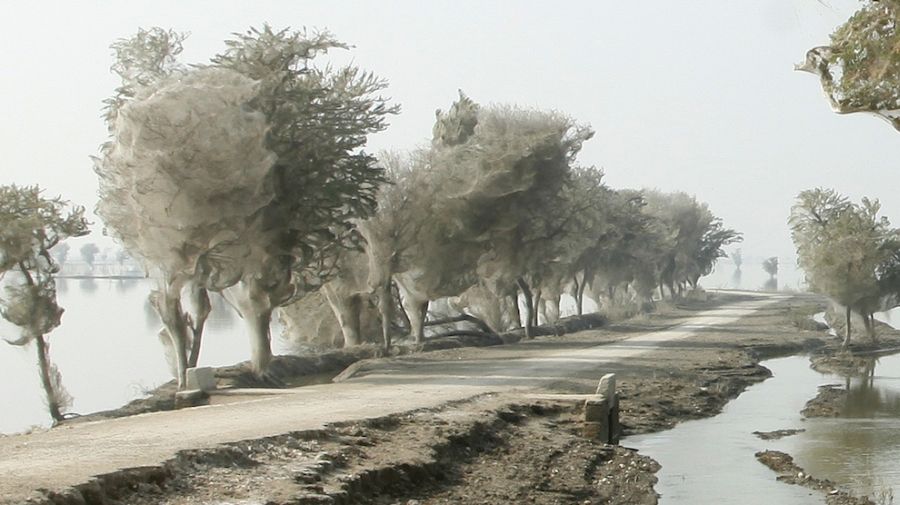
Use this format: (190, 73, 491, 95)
(29, 291, 887, 505)
(70, 315, 609, 424)
(41, 396, 659, 505)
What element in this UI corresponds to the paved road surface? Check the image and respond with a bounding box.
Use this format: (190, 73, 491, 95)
(0, 292, 783, 503)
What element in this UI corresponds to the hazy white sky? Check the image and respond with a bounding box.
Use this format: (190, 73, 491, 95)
(3, 0, 899, 263)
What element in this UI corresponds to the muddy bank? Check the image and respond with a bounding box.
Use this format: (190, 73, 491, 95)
(753, 428, 806, 440)
(755, 450, 874, 505)
(801, 384, 848, 418)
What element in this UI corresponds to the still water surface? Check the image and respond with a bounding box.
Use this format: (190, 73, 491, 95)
(628, 355, 900, 503)
(0, 278, 289, 434)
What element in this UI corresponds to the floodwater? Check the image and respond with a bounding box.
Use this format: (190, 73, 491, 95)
(784, 353, 900, 498)
(0, 278, 290, 434)
(698, 260, 805, 292)
(628, 355, 900, 503)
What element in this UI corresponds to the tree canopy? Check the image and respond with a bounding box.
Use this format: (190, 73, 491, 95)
(95, 25, 397, 384)
(798, 0, 900, 131)
(790, 188, 900, 347)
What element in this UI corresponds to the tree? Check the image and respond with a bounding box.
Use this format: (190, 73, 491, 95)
(52, 242, 70, 267)
(96, 25, 396, 381)
(210, 25, 396, 373)
(0, 185, 89, 423)
(790, 188, 900, 347)
(79, 243, 99, 272)
(96, 66, 277, 387)
(762, 257, 778, 278)
(797, 1, 900, 131)
(730, 249, 743, 270)
(357, 150, 460, 347)
(642, 191, 741, 296)
(460, 105, 593, 337)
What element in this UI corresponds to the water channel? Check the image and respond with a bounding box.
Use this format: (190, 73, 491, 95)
(628, 354, 900, 504)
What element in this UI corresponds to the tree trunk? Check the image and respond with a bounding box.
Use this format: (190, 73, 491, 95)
(532, 289, 542, 328)
(577, 275, 589, 316)
(408, 299, 429, 344)
(323, 285, 363, 347)
(376, 281, 393, 349)
(225, 279, 282, 377)
(843, 305, 852, 350)
(344, 295, 363, 346)
(246, 307, 274, 375)
(392, 282, 411, 334)
(543, 294, 561, 324)
(863, 312, 877, 341)
(187, 286, 211, 368)
(34, 335, 64, 423)
(510, 293, 522, 329)
(517, 277, 534, 338)
(572, 275, 582, 316)
(150, 284, 190, 389)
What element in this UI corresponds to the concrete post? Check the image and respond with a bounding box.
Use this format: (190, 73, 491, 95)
(584, 373, 620, 444)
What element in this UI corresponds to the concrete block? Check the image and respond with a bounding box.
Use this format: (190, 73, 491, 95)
(608, 399, 621, 444)
(596, 373, 616, 402)
(583, 421, 610, 442)
(174, 389, 209, 409)
(584, 397, 610, 423)
(186, 367, 217, 392)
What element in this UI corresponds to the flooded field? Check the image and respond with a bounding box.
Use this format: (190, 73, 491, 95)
(0, 278, 291, 434)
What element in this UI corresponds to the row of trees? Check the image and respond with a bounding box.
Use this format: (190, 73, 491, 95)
(84, 26, 740, 390)
(281, 92, 742, 351)
(51, 243, 135, 272)
(90, 25, 740, 388)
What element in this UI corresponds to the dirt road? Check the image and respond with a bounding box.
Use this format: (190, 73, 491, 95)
(0, 292, 793, 504)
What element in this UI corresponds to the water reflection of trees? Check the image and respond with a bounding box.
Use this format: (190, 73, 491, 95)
(114, 279, 139, 294)
(56, 278, 68, 294)
(761, 277, 778, 292)
(795, 357, 900, 497)
(843, 359, 900, 417)
(79, 278, 97, 294)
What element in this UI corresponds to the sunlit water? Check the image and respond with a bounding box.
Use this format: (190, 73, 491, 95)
(628, 355, 900, 503)
(0, 278, 290, 434)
